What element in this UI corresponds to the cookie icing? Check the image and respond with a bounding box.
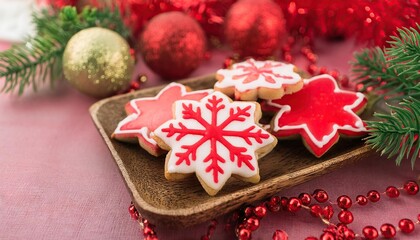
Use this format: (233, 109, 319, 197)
(215, 58, 301, 93)
(268, 74, 367, 157)
(113, 83, 212, 156)
(153, 91, 276, 194)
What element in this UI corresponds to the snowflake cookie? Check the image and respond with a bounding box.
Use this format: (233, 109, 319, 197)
(268, 74, 367, 158)
(214, 58, 303, 101)
(112, 83, 212, 156)
(152, 91, 277, 196)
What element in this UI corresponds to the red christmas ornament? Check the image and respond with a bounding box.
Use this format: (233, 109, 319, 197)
(224, 0, 286, 58)
(140, 12, 207, 79)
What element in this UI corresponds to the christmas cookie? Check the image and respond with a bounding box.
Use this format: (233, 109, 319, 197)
(214, 58, 303, 101)
(268, 74, 367, 158)
(152, 91, 277, 196)
(112, 83, 212, 156)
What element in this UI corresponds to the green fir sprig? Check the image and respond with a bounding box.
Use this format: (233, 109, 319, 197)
(351, 24, 420, 100)
(365, 98, 420, 167)
(352, 25, 420, 167)
(0, 6, 130, 95)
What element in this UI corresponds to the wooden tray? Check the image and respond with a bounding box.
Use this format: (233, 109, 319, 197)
(89, 74, 374, 228)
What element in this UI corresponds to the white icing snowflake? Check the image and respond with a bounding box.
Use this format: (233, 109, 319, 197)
(154, 92, 276, 195)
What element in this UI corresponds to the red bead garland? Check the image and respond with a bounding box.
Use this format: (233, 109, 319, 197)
(128, 180, 420, 239)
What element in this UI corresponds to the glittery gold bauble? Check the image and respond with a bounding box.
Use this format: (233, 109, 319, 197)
(63, 27, 134, 98)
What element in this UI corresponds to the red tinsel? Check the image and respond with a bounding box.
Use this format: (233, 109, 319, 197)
(171, 0, 235, 40)
(116, 0, 180, 39)
(276, 0, 420, 46)
(45, 0, 420, 47)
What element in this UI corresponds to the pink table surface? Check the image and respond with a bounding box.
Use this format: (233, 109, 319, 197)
(0, 39, 419, 240)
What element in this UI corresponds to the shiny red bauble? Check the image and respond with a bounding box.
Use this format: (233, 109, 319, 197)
(287, 197, 302, 213)
(310, 204, 322, 217)
(338, 210, 354, 224)
(403, 180, 419, 195)
(367, 190, 381, 202)
(246, 217, 260, 231)
(224, 0, 286, 58)
(362, 226, 379, 239)
(322, 205, 334, 220)
(337, 195, 352, 209)
(299, 193, 312, 206)
(280, 197, 289, 210)
(380, 223, 396, 238)
(313, 189, 329, 203)
(398, 218, 415, 234)
(253, 205, 267, 218)
(238, 228, 251, 240)
(268, 196, 281, 212)
(385, 186, 400, 198)
(356, 195, 368, 205)
(140, 12, 207, 79)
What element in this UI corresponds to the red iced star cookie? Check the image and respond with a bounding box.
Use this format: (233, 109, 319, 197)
(112, 83, 212, 156)
(268, 74, 367, 157)
(153, 92, 277, 196)
(214, 58, 303, 100)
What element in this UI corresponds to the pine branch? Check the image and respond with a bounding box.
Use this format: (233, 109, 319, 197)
(387, 24, 420, 83)
(365, 97, 420, 168)
(351, 25, 420, 100)
(0, 6, 130, 95)
(351, 47, 398, 92)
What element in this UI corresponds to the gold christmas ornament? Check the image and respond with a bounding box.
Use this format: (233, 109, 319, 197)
(63, 27, 134, 98)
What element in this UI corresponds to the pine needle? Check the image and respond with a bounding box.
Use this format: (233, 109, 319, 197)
(365, 98, 420, 168)
(351, 24, 420, 100)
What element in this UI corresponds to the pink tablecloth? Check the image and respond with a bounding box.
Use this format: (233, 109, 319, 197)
(0, 40, 419, 239)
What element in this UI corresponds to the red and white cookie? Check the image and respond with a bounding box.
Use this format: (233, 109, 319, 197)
(152, 91, 277, 196)
(112, 83, 212, 156)
(214, 58, 303, 101)
(268, 74, 367, 158)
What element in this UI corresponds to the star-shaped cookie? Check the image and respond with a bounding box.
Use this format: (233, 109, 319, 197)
(153, 92, 277, 195)
(268, 74, 367, 157)
(214, 58, 303, 100)
(112, 83, 212, 156)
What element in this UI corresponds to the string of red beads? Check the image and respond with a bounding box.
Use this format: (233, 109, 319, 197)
(128, 203, 158, 240)
(128, 180, 419, 240)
